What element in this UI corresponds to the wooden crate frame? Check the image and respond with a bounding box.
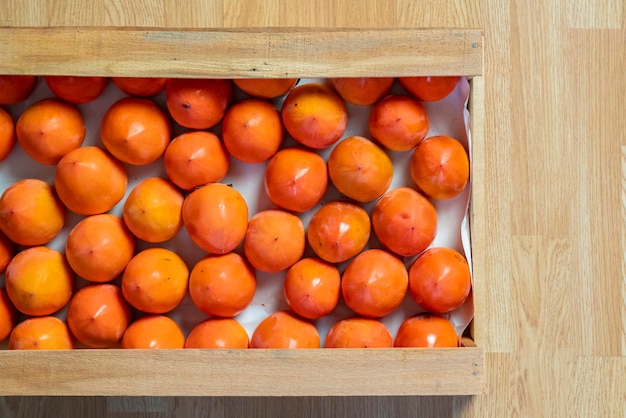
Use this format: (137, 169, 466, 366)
(0, 27, 484, 396)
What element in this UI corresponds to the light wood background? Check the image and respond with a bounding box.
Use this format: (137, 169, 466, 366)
(0, 1, 624, 417)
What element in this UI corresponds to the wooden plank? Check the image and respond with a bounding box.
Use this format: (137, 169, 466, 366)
(0, 27, 483, 78)
(0, 348, 484, 396)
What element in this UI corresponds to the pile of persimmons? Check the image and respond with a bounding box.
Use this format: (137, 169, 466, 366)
(0, 75, 471, 350)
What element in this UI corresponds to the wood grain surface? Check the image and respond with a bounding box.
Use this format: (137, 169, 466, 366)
(0, 1, 625, 417)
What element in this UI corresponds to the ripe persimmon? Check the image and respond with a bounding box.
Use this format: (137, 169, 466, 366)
(0, 288, 16, 342)
(368, 95, 429, 151)
(394, 314, 459, 348)
(185, 318, 250, 348)
(371, 187, 437, 257)
(0, 107, 16, 162)
(65, 214, 135, 283)
(123, 177, 184, 243)
(44, 76, 108, 104)
(189, 253, 256, 317)
(100, 97, 171, 165)
(250, 311, 320, 348)
(410, 135, 469, 200)
(67, 283, 131, 348)
(0, 178, 66, 246)
(283, 257, 340, 320)
(182, 183, 248, 254)
(164, 131, 230, 191)
(5, 246, 73, 316)
(55, 146, 128, 215)
(222, 99, 284, 164)
(409, 247, 471, 313)
(341, 249, 408, 318)
(112, 77, 167, 97)
(328, 136, 393, 202)
(16, 98, 85, 165)
(121, 315, 185, 349)
(233, 78, 297, 99)
(8, 316, 74, 350)
(307, 201, 370, 264)
(0, 75, 37, 105)
(264, 147, 328, 212)
(399, 76, 460, 102)
(281, 83, 347, 149)
(325, 317, 393, 348)
(166, 78, 233, 129)
(121, 248, 189, 314)
(329, 77, 394, 106)
(0, 231, 12, 274)
(243, 209, 305, 273)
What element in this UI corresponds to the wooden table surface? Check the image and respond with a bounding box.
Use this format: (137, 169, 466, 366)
(0, 1, 624, 417)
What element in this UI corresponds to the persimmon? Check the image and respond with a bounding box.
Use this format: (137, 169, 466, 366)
(8, 316, 74, 350)
(166, 78, 233, 129)
(329, 77, 394, 106)
(0, 288, 16, 342)
(341, 249, 408, 318)
(394, 314, 459, 348)
(67, 284, 131, 348)
(307, 201, 370, 264)
(123, 177, 184, 243)
(250, 311, 320, 348)
(0, 178, 66, 246)
(44, 75, 108, 104)
(222, 99, 284, 164)
(112, 77, 167, 97)
(327, 136, 393, 202)
(185, 318, 250, 349)
(281, 83, 347, 149)
(0, 107, 16, 162)
(243, 209, 305, 273)
(368, 95, 429, 151)
(284, 257, 340, 320)
(264, 147, 328, 212)
(182, 183, 248, 254)
(100, 97, 171, 165)
(121, 248, 189, 314)
(164, 131, 230, 191)
(54, 146, 128, 215)
(409, 247, 471, 313)
(121, 315, 185, 349)
(325, 317, 393, 348)
(65, 214, 135, 283)
(0, 231, 12, 274)
(189, 253, 256, 317)
(15, 98, 85, 165)
(410, 135, 469, 200)
(5, 246, 73, 316)
(399, 76, 460, 102)
(0, 75, 37, 105)
(233, 78, 297, 99)
(371, 187, 437, 257)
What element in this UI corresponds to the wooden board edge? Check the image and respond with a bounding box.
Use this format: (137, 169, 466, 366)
(0, 347, 484, 396)
(0, 27, 483, 78)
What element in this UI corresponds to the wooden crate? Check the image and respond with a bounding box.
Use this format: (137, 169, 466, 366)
(0, 27, 484, 396)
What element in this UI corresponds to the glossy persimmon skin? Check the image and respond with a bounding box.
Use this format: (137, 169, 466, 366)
(234, 78, 297, 99)
(368, 95, 430, 151)
(250, 311, 320, 349)
(44, 76, 108, 104)
(185, 318, 250, 349)
(399, 76, 460, 102)
(67, 284, 131, 348)
(0, 231, 13, 274)
(284, 257, 341, 320)
(166, 78, 233, 129)
(0, 107, 16, 162)
(0, 75, 37, 105)
(9, 316, 74, 350)
(325, 317, 393, 348)
(410, 135, 470, 200)
(394, 314, 459, 348)
(112, 77, 167, 97)
(0, 288, 16, 342)
(121, 315, 185, 349)
(409, 247, 471, 313)
(100, 97, 171, 166)
(329, 77, 394, 106)
(371, 187, 437, 257)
